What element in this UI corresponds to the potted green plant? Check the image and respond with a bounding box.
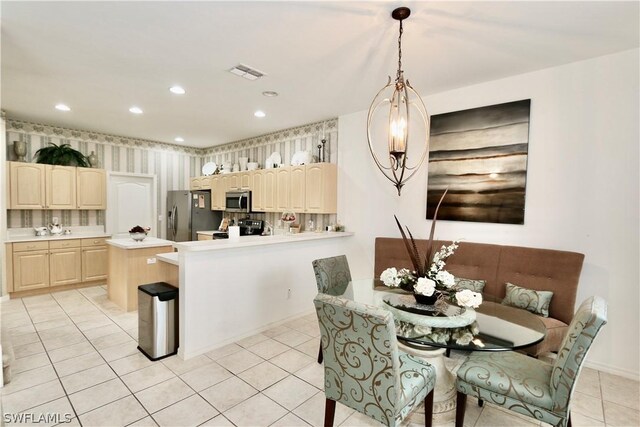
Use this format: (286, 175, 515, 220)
(34, 143, 89, 167)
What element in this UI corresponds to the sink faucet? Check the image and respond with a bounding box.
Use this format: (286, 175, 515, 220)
(264, 220, 274, 236)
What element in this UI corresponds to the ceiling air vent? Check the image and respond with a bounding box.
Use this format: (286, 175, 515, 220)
(228, 64, 266, 81)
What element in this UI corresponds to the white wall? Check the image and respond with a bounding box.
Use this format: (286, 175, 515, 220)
(338, 49, 639, 379)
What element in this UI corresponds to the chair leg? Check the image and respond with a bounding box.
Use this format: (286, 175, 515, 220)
(324, 398, 336, 427)
(455, 392, 467, 427)
(478, 398, 484, 407)
(445, 348, 451, 358)
(567, 412, 572, 427)
(424, 389, 434, 427)
(317, 341, 323, 364)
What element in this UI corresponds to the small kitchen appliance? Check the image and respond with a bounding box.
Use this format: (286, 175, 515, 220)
(225, 191, 252, 213)
(238, 219, 264, 236)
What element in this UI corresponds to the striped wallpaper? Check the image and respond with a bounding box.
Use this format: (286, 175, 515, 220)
(5, 118, 338, 237)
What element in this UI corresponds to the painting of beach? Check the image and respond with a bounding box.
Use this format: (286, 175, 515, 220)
(426, 99, 530, 224)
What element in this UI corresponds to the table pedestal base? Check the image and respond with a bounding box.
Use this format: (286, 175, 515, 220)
(399, 342, 457, 414)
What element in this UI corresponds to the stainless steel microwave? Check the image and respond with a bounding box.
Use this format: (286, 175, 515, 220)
(225, 191, 251, 213)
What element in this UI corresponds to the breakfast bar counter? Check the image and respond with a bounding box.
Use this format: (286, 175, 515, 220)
(175, 232, 354, 359)
(106, 237, 175, 311)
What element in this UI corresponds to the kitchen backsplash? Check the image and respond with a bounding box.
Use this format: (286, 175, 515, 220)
(5, 118, 339, 236)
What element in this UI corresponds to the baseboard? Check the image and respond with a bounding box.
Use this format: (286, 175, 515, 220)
(181, 309, 316, 360)
(585, 360, 640, 381)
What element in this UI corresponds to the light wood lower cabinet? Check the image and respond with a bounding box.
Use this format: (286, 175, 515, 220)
(50, 247, 82, 286)
(13, 249, 50, 292)
(7, 237, 110, 296)
(82, 246, 108, 281)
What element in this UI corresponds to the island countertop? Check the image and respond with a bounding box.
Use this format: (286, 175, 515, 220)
(106, 236, 175, 250)
(173, 231, 353, 252)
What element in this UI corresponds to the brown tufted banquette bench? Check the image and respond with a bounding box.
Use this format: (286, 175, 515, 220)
(374, 238, 585, 357)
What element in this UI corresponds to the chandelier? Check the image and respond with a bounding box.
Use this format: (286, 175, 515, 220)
(367, 7, 429, 196)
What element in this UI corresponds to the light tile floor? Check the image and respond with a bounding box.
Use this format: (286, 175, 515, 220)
(1, 286, 639, 427)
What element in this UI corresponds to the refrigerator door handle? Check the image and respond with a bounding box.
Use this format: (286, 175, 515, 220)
(172, 205, 178, 240)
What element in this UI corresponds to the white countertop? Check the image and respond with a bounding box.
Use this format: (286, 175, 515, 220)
(106, 237, 175, 250)
(173, 231, 353, 252)
(157, 252, 179, 265)
(196, 230, 227, 236)
(6, 232, 112, 243)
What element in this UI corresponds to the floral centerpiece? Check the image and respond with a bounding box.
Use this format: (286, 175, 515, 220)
(380, 190, 482, 309)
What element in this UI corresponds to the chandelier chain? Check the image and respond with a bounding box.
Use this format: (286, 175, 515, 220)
(396, 19, 403, 82)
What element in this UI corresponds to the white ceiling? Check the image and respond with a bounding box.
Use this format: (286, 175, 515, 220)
(1, 1, 638, 148)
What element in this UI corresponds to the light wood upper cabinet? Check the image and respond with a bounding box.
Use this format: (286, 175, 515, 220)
(239, 172, 251, 190)
(263, 169, 277, 212)
(226, 174, 239, 191)
(9, 162, 46, 209)
(276, 167, 291, 211)
(46, 165, 77, 209)
(77, 167, 106, 209)
(290, 166, 306, 212)
(190, 176, 211, 190)
(305, 163, 337, 213)
(251, 171, 264, 212)
(210, 175, 225, 211)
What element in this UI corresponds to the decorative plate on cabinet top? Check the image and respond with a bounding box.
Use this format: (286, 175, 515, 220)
(202, 162, 217, 176)
(270, 152, 282, 165)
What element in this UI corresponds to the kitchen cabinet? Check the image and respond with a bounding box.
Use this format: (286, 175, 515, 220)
(49, 239, 82, 286)
(47, 165, 77, 209)
(81, 238, 108, 282)
(9, 162, 46, 209)
(210, 175, 225, 210)
(290, 166, 306, 212)
(7, 236, 110, 296)
(77, 167, 107, 209)
(12, 241, 50, 292)
(239, 172, 251, 190)
(225, 174, 239, 191)
(190, 176, 211, 190)
(7, 162, 106, 210)
(276, 167, 291, 211)
(251, 171, 264, 211)
(263, 169, 277, 212)
(305, 163, 337, 213)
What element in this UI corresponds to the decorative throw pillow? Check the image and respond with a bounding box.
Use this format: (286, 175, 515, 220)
(501, 282, 553, 317)
(454, 277, 486, 293)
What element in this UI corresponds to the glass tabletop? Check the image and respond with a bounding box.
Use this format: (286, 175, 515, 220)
(341, 279, 546, 352)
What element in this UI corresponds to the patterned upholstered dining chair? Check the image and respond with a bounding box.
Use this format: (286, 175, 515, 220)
(314, 293, 436, 427)
(312, 255, 352, 364)
(455, 296, 607, 427)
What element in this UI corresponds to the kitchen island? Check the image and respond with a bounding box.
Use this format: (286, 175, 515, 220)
(106, 237, 175, 311)
(172, 232, 354, 359)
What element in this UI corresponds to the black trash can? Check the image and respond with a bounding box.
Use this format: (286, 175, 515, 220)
(137, 282, 178, 361)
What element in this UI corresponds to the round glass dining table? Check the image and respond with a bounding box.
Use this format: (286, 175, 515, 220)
(340, 279, 546, 414)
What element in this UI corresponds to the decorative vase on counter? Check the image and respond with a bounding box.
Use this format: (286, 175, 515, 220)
(13, 140, 27, 162)
(413, 293, 438, 306)
(87, 151, 99, 168)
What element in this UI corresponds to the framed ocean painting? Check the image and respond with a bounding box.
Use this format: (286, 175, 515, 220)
(426, 99, 531, 224)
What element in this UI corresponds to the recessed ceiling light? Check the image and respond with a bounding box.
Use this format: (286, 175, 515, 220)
(55, 104, 71, 112)
(174, 137, 185, 143)
(129, 106, 143, 114)
(254, 110, 266, 118)
(169, 86, 186, 95)
(262, 91, 278, 97)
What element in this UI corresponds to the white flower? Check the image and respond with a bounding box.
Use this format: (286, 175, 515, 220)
(380, 267, 401, 288)
(454, 331, 474, 346)
(435, 270, 455, 288)
(414, 277, 436, 296)
(455, 289, 483, 308)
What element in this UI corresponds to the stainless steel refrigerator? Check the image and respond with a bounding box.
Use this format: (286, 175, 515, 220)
(166, 190, 222, 241)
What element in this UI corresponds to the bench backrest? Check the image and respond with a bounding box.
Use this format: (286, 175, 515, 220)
(374, 238, 584, 325)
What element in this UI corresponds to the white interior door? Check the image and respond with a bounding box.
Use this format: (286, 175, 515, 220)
(107, 173, 157, 238)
